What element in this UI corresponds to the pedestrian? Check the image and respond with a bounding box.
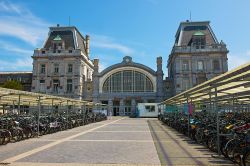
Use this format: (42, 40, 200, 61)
(108, 109, 112, 120)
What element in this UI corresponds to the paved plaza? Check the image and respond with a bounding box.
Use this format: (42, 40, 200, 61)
(0, 117, 233, 166)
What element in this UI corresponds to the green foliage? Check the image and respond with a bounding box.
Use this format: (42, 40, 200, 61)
(1, 80, 23, 90)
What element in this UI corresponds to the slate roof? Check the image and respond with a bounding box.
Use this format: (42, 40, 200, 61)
(174, 21, 218, 46)
(43, 26, 88, 56)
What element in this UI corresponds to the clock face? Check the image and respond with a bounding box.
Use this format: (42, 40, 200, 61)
(125, 58, 129, 62)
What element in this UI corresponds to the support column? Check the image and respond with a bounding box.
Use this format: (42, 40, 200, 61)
(81, 103, 86, 124)
(28, 102, 31, 115)
(18, 94, 21, 115)
(108, 99, 113, 116)
(214, 87, 220, 155)
(3, 105, 5, 114)
(12, 101, 15, 113)
(119, 99, 124, 116)
(67, 100, 69, 129)
(131, 99, 136, 117)
(186, 95, 190, 137)
(37, 96, 41, 137)
(51, 99, 54, 114)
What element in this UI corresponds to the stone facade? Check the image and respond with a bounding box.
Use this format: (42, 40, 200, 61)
(168, 21, 228, 95)
(31, 25, 94, 99)
(0, 21, 229, 115)
(92, 56, 167, 116)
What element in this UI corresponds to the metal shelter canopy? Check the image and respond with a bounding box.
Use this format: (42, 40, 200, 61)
(0, 87, 93, 106)
(161, 62, 250, 105)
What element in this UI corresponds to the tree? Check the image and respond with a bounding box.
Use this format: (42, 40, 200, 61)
(1, 80, 23, 90)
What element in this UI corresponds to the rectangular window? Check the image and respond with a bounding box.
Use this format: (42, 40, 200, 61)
(145, 105, 155, 112)
(40, 64, 46, 74)
(67, 79, 73, 93)
(54, 64, 59, 73)
(197, 61, 204, 71)
(182, 78, 190, 91)
(68, 64, 73, 73)
(182, 60, 189, 71)
(53, 80, 59, 93)
(39, 80, 45, 92)
(213, 60, 220, 71)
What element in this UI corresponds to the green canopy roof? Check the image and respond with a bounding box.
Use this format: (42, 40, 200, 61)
(193, 31, 205, 36)
(53, 35, 62, 41)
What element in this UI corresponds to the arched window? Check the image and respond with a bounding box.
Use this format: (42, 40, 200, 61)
(102, 70, 153, 93)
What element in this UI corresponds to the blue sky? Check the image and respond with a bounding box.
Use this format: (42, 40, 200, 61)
(0, 0, 250, 75)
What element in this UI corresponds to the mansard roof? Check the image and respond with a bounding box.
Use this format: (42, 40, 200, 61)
(43, 26, 88, 56)
(174, 21, 219, 46)
(99, 56, 156, 76)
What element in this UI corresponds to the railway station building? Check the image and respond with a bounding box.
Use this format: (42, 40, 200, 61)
(0, 20, 229, 116)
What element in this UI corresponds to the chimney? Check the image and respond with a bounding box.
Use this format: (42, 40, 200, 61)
(86, 35, 90, 57)
(93, 59, 99, 67)
(93, 59, 99, 73)
(157, 56, 163, 72)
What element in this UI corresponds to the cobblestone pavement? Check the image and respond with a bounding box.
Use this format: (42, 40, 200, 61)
(0, 117, 234, 166)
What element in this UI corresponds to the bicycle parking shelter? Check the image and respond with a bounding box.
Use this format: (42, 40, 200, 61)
(0, 88, 107, 135)
(159, 62, 250, 155)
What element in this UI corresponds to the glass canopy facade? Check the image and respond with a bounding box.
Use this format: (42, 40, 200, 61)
(103, 70, 153, 93)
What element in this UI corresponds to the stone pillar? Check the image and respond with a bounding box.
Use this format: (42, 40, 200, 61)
(156, 56, 164, 102)
(131, 99, 136, 117)
(108, 99, 113, 116)
(119, 99, 124, 116)
(93, 59, 99, 102)
(86, 35, 90, 57)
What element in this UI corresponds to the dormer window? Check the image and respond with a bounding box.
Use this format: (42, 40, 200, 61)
(191, 31, 206, 49)
(52, 35, 65, 53)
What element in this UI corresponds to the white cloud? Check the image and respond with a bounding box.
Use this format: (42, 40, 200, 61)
(99, 62, 108, 72)
(0, 58, 32, 71)
(0, 0, 23, 14)
(228, 51, 250, 70)
(0, 0, 50, 46)
(90, 34, 134, 55)
(0, 40, 32, 55)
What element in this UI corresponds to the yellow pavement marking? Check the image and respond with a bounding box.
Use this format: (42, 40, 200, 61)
(2, 118, 126, 163)
(91, 131, 154, 132)
(9, 162, 162, 166)
(25, 139, 175, 143)
(64, 139, 155, 142)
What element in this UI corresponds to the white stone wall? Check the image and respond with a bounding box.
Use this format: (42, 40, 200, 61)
(32, 51, 94, 99)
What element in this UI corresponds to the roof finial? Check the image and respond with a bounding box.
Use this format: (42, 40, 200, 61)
(189, 11, 192, 22)
(69, 16, 71, 26)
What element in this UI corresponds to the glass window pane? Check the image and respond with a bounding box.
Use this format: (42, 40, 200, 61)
(198, 61, 203, 70)
(102, 70, 153, 93)
(123, 70, 132, 92)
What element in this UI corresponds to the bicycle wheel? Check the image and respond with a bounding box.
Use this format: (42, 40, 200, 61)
(233, 147, 242, 164)
(225, 139, 239, 160)
(243, 151, 250, 166)
(0, 134, 4, 145)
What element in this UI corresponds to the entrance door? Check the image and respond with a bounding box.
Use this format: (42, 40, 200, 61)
(113, 107, 119, 116)
(124, 107, 131, 116)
